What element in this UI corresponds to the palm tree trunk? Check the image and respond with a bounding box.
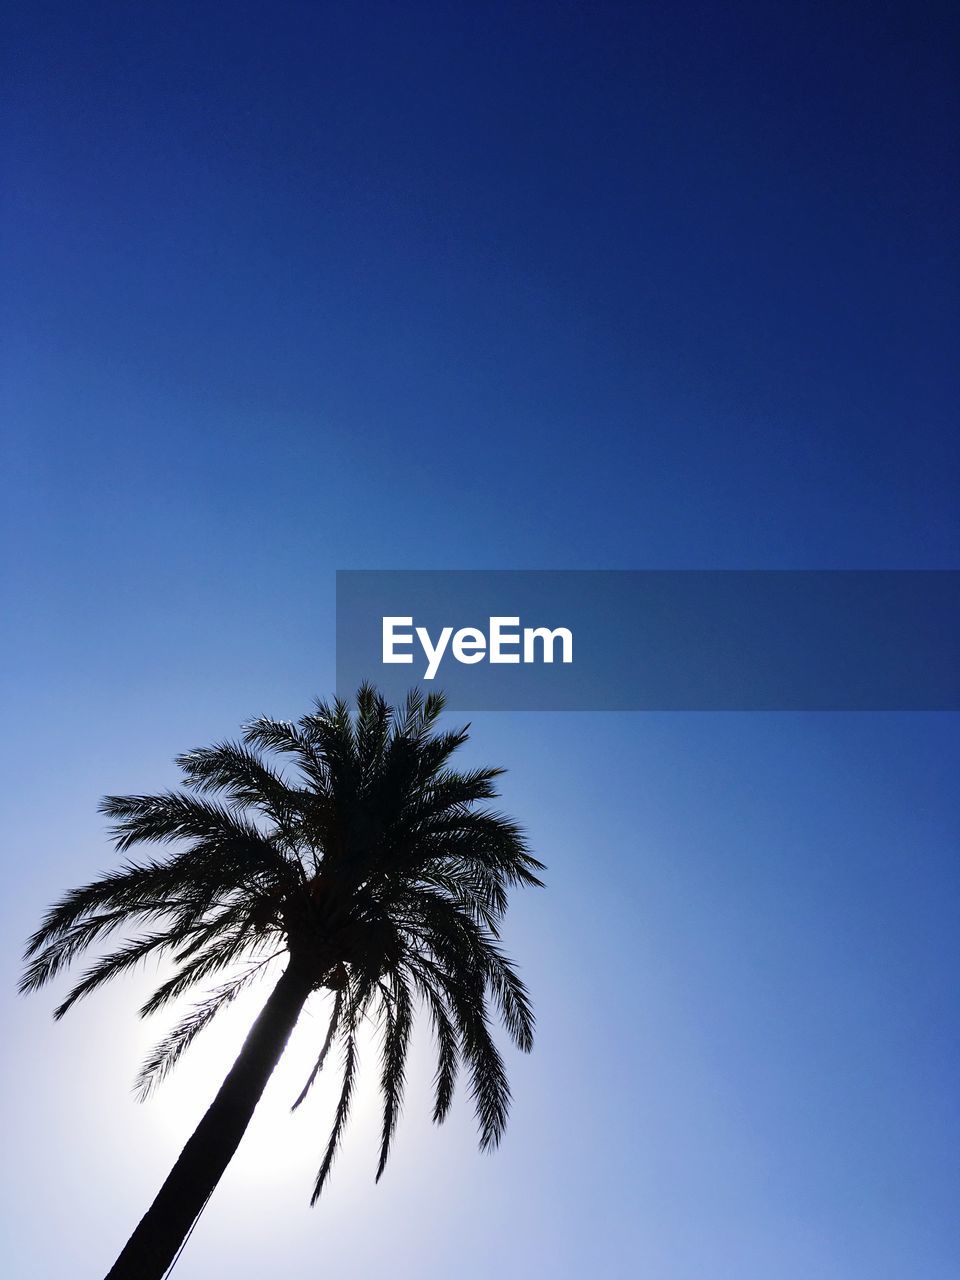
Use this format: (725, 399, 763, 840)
(104, 960, 315, 1280)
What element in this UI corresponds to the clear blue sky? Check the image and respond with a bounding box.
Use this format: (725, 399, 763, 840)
(2, 3, 958, 1277)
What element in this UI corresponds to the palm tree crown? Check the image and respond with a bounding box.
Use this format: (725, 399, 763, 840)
(22, 686, 543, 1204)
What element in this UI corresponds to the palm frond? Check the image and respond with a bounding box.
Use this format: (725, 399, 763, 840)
(135, 957, 279, 1099)
(482, 942, 536, 1053)
(53, 931, 172, 1020)
(439, 967, 512, 1151)
(176, 741, 296, 821)
(20, 904, 176, 994)
(375, 970, 413, 1181)
(310, 1021, 359, 1204)
(408, 959, 460, 1124)
(240, 716, 330, 799)
(22, 860, 188, 962)
(139, 927, 259, 1017)
(291, 988, 343, 1111)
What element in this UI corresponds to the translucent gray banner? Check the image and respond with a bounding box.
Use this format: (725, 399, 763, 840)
(336, 571, 959, 711)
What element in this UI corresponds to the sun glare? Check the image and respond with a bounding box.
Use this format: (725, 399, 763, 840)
(132, 971, 346, 1188)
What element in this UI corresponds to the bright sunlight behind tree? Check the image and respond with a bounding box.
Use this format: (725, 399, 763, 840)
(21, 686, 544, 1280)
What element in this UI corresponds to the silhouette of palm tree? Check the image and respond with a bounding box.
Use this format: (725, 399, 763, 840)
(21, 686, 543, 1280)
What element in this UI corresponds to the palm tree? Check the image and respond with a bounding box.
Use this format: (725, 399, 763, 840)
(21, 686, 543, 1280)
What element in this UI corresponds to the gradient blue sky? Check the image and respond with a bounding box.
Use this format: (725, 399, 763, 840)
(2, 3, 958, 1277)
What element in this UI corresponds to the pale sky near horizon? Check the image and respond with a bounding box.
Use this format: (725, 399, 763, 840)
(2, 3, 958, 1277)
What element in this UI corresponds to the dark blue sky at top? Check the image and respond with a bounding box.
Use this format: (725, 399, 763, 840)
(4, 0, 958, 576)
(2, 5, 958, 1280)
